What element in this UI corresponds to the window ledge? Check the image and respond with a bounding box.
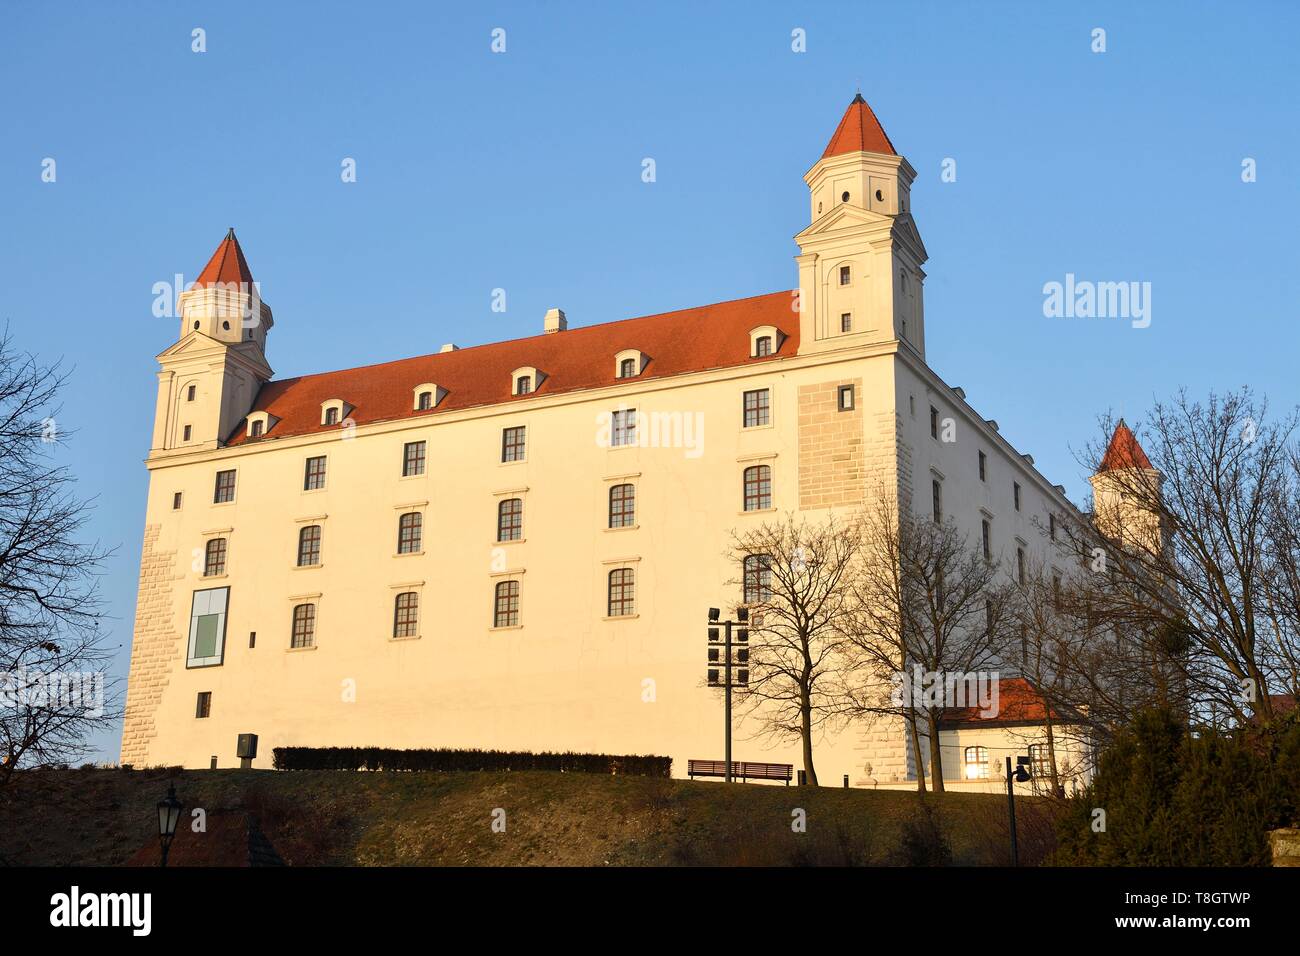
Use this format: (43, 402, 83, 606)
(741, 423, 774, 432)
(202, 573, 229, 581)
(603, 614, 639, 622)
(490, 624, 524, 632)
(739, 507, 778, 516)
(604, 525, 639, 532)
(399, 473, 427, 481)
(499, 459, 527, 467)
(494, 537, 526, 545)
(388, 635, 422, 643)
(394, 550, 426, 558)
(286, 645, 318, 653)
(293, 563, 323, 571)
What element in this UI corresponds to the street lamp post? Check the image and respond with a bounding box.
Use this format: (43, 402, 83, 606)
(157, 782, 182, 868)
(707, 606, 749, 783)
(1004, 755, 1032, 867)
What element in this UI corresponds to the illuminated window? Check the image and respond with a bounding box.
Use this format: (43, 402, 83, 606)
(964, 746, 989, 780)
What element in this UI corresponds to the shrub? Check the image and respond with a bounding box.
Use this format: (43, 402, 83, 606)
(271, 746, 672, 777)
(1053, 706, 1300, 866)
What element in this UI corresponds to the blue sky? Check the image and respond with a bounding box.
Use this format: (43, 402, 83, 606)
(2, 1, 1297, 761)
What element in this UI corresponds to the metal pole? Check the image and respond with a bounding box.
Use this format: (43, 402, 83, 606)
(1005, 756, 1019, 867)
(724, 619, 733, 783)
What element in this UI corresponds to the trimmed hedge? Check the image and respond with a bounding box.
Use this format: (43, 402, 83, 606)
(272, 746, 672, 777)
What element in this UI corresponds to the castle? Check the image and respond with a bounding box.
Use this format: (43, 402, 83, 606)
(122, 95, 1152, 790)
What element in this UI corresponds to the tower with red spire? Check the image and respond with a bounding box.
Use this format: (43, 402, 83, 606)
(794, 94, 927, 357)
(1089, 420, 1165, 553)
(150, 229, 274, 454)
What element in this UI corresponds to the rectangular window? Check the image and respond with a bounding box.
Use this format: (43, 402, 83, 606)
(515, 375, 532, 395)
(840, 312, 852, 333)
(1053, 573, 1063, 610)
(297, 525, 321, 566)
(1013, 482, 1022, 511)
(291, 603, 316, 648)
(195, 692, 211, 719)
(743, 389, 770, 428)
(608, 483, 636, 528)
(931, 479, 942, 523)
(743, 554, 772, 604)
(249, 631, 256, 649)
(187, 384, 196, 402)
(929, 406, 939, 440)
(494, 580, 520, 628)
(397, 512, 422, 554)
(978, 451, 987, 482)
(839, 265, 851, 286)
(402, 441, 426, 477)
(608, 568, 635, 617)
(213, 469, 236, 503)
(619, 358, 637, 378)
(1017, 547, 1026, 586)
(837, 385, 855, 411)
(172, 492, 183, 510)
(744, 465, 772, 512)
(304, 456, 327, 491)
(611, 409, 637, 447)
(187, 587, 229, 667)
(393, 592, 419, 639)
(501, 426, 526, 462)
(1029, 743, 1051, 778)
(250, 420, 264, 437)
(497, 498, 523, 542)
(1049, 513, 1057, 541)
(183, 425, 192, 442)
(982, 519, 991, 561)
(204, 537, 227, 576)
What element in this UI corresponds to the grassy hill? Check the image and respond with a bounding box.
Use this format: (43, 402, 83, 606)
(0, 767, 1063, 866)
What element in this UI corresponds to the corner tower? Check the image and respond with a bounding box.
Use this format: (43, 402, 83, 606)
(149, 229, 274, 455)
(795, 95, 927, 357)
(1089, 420, 1165, 555)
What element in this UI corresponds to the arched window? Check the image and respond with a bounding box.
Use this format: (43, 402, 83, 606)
(516, 375, 532, 395)
(497, 498, 523, 542)
(290, 603, 316, 648)
(608, 483, 635, 528)
(743, 554, 772, 604)
(754, 336, 773, 358)
(297, 525, 321, 567)
(493, 580, 520, 628)
(324, 407, 339, 426)
(417, 390, 433, 410)
(203, 538, 227, 576)
(964, 746, 989, 780)
(397, 512, 422, 554)
(619, 357, 637, 379)
(608, 568, 635, 617)
(743, 465, 772, 511)
(393, 592, 419, 639)
(249, 419, 264, 437)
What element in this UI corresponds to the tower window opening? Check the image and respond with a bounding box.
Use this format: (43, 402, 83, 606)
(841, 191, 850, 203)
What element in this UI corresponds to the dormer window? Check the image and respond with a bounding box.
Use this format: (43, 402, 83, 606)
(614, 349, 647, 380)
(245, 410, 276, 440)
(511, 367, 543, 396)
(319, 399, 352, 427)
(412, 383, 444, 412)
(748, 325, 784, 359)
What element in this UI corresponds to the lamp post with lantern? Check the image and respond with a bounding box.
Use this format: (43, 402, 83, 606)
(157, 782, 183, 867)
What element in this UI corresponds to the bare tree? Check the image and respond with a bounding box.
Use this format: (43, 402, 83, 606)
(727, 513, 861, 786)
(846, 493, 1014, 792)
(1070, 390, 1300, 728)
(0, 328, 116, 785)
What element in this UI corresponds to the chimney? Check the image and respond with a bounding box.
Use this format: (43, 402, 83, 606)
(543, 308, 567, 334)
(439, 343, 459, 353)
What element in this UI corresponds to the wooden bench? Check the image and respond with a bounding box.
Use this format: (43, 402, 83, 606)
(688, 759, 793, 785)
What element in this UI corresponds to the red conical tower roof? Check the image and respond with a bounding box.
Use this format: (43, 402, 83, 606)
(1099, 420, 1153, 472)
(822, 93, 897, 158)
(194, 228, 254, 289)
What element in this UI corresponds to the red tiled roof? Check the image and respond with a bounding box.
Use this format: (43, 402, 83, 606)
(227, 290, 799, 445)
(822, 93, 897, 158)
(1098, 419, 1153, 472)
(938, 677, 1065, 727)
(195, 228, 254, 289)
